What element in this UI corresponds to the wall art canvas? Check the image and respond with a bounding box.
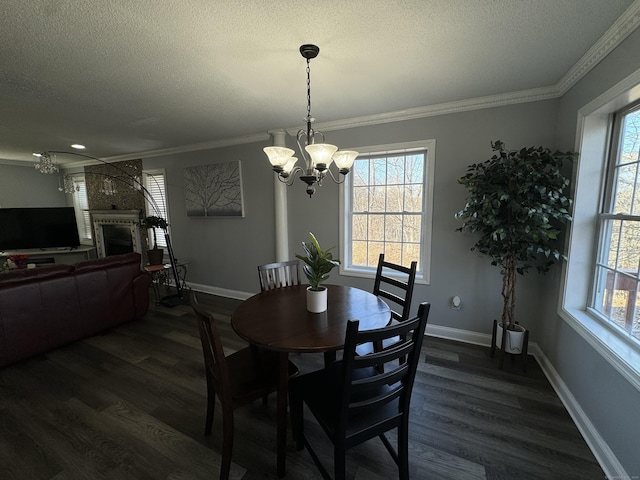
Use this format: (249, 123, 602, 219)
(184, 160, 244, 217)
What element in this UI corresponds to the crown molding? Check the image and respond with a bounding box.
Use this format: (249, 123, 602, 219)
(98, 132, 271, 163)
(285, 86, 561, 136)
(0, 132, 271, 168)
(556, 0, 640, 95)
(0, 158, 38, 167)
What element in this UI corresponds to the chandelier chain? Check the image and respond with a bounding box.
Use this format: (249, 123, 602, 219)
(306, 58, 312, 122)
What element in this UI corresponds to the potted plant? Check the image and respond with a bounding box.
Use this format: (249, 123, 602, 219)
(296, 232, 341, 313)
(138, 215, 168, 265)
(456, 140, 575, 356)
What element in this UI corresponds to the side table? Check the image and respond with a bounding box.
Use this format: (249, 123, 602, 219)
(144, 261, 189, 305)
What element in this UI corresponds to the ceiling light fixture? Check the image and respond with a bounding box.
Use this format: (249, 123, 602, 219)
(32, 152, 59, 174)
(263, 44, 358, 197)
(71, 144, 86, 150)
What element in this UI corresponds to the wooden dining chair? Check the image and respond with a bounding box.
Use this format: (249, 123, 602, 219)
(257, 259, 302, 291)
(289, 302, 431, 480)
(356, 254, 418, 367)
(190, 292, 299, 480)
(259, 259, 338, 368)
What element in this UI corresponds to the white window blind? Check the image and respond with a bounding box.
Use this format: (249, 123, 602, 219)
(71, 176, 92, 242)
(144, 171, 168, 248)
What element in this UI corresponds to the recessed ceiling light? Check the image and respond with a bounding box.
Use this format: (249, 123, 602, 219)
(71, 144, 86, 150)
(32, 152, 42, 157)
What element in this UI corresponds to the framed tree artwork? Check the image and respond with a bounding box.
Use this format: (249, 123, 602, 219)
(183, 160, 245, 217)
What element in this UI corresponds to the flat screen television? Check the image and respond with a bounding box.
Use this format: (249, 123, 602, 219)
(0, 207, 80, 251)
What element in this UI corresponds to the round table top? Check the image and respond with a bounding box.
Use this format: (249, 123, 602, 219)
(231, 284, 391, 353)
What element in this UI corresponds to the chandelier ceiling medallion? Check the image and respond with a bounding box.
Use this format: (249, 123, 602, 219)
(263, 44, 358, 197)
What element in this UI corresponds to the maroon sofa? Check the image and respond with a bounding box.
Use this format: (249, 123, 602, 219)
(0, 252, 151, 368)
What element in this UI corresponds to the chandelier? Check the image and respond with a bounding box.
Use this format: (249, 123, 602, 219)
(100, 177, 117, 196)
(59, 173, 79, 193)
(33, 152, 59, 174)
(263, 44, 358, 197)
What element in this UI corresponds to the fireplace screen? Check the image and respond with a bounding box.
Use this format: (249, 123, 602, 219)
(102, 224, 133, 256)
(91, 210, 142, 259)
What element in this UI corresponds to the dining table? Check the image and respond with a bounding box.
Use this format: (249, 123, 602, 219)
(231, 283, 391, 477)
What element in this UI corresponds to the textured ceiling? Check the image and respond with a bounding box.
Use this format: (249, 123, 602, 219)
(1, 0, 638, 165)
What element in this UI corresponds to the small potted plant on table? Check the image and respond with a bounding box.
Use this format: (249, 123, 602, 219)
(138, 215, 168, 265)
(296, 232, 341, 313)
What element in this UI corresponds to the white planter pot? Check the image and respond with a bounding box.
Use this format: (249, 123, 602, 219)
(306, 286, 327, 313)
(496, 322, 526, 354)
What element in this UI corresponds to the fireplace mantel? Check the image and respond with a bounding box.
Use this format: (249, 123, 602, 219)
(91, 210, 143, 258)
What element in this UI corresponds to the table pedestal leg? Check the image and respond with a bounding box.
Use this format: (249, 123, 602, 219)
(277, 351, 288, 478)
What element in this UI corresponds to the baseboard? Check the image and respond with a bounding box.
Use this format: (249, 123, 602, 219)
(426, 324, 493, 347)
(187, 282, 254, 301)
(530, 345, 627, 480)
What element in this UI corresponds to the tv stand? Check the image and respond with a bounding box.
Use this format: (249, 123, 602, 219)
(1, 245, 97, 266)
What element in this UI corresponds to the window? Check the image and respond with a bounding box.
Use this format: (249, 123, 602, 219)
(562, 70, 640, 387)
(592, 102, 640, 344)
(71, 175, 92, 243)
(144, 170, 169, 248)
(340, 140, 435, 283)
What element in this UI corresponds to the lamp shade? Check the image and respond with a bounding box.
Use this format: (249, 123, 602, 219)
(333, 150, 359, 170)
(305, 143, 338, 169)
(282, 157, 298, 174)
(264, 146, 295, 168)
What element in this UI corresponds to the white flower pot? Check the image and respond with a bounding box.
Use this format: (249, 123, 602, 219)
(496, 322, 526, 354)
(306, 286, 327, 313)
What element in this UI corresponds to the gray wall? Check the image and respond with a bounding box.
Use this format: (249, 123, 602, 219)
(143, 143, 277, 293)
(0, 164, 67, 207)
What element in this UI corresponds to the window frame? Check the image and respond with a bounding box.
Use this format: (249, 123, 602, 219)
(561, 69, 640, 390)
(589, 101, 640, 343)
(339, 139, 435, 284)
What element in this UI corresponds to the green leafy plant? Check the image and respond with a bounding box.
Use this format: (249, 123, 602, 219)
(456, 140, 575, 329)
(138, 215, 168, 250)
(296, 232, 341, 291)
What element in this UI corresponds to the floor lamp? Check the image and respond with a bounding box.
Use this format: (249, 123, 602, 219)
(47, 150, 186, 306)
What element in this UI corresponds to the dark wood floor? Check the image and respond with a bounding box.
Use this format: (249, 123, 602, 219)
(0, 292, 604, 479)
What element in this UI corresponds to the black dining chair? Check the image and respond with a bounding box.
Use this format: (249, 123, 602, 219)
(190, 292, 298, 480)
(289, 302, 431, 480)
(373, 253, 417, 324)
(356, 254, 418, 368)
(257, 259, 302, 291)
